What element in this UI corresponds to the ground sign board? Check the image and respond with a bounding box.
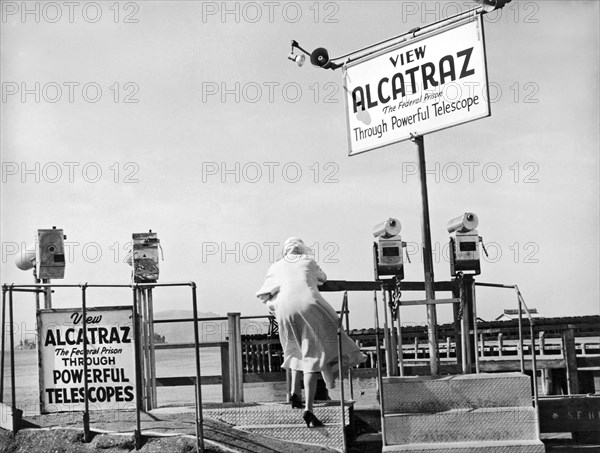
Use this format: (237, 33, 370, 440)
(344, 15, 490, 156)
(38, 306, 136, 413)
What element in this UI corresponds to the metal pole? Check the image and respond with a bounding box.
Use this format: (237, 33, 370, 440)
(81, 284, 91, 442)
(373, 290, 386, 446)
(147, 288, 157, 408)
(132, 286, 143, 450)
(395, 306, 404, 376)
(382, 290, 392, 377)
(530, 323, 539, 409)
(414, 135, 439, 375)
(1, 286, 6, 402)
(191, 284, 205, 453)
(140, 289, 150, 411)
(471, 281, 480, 374)
(33, 269, 40, 312)
(9, 287, 17, 433)
(461, 311, 469, 374)
(343, 291, 354, 400)
(337, 293, 347, 453)
(387, 289, 399, 376)
(452, 279, 463, 370)
(42, 278, 52, 309)
(517, 297, 525, 374)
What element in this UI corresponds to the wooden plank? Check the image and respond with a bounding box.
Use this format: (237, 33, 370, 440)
(154, 342, 226, 349)
(539, 396, 600, 433)
(220, 343, 230, 402)
(155, 375, 222, 386)
(478, 358, 566, 372)
(578, 356, 600, 368)
(563, 328, 580, 394)
(319, 280, 456, 292)
(400, 298, 460, 306)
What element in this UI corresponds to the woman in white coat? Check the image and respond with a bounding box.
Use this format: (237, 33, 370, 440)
(256, 237, 366, 427)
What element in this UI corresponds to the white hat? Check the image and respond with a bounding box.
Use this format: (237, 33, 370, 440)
(282, 237, 312, 257)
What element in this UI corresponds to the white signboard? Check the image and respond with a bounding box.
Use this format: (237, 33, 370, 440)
(38, 306, 136, 413)
(344, 15, 490, 156)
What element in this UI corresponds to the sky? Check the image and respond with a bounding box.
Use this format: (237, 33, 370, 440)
(1, 0, 599, 336)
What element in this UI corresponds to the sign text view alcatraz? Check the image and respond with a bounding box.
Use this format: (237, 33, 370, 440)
(351, 45, 476, 114)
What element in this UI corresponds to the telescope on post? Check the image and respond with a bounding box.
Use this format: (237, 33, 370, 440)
(125, 231, 160, 283)
(14, 226, 66, 309)
(447, 213, 487, 276)
(15, 227, 67, 279)
(372, 217, 408, 280)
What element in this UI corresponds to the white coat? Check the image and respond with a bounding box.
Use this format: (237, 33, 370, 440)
(256, 254, 366, 388)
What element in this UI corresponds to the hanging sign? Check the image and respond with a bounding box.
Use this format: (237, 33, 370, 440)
(38, 306, 136, 413)
(344, 15, 490, 156)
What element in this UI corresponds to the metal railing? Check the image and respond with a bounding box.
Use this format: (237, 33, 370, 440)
(336, 291, 351, 453)
(372, 288, 386, 447)
(0, 282, 205, 453)
(475, 283, 540, 413)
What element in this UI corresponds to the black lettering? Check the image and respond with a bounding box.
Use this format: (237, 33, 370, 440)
(46, 388, 55, 403)
(439, 55, 456, 84)
(45, 330, 56, 346)
(98, 327, 109, 344)
(120, 326, 132, 343)
(391, 73, 405, 99)
(414, 45, 426, 59)
(421, 62, 438, 90)
(124, 385, 135, 401)
(109, 327, 121, 343)
(365, 84, 378, 109)
(352, 87, 365, 113)
(404, 67, 419, 94)
(457, 47, 475, 78)
(377, 77, 390, 104)
(65, 328, 76, 345)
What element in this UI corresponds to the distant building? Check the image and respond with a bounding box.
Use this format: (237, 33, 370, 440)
(495, 308, 540, 321)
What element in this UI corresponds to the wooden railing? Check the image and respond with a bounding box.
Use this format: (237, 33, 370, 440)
(152, 313, 246, 403)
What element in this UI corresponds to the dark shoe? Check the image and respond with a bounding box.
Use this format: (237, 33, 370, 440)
(303, 410, 324, 428)
(290, 393, 304, 409)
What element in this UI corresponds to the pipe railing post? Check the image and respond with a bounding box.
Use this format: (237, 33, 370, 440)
(337, 291, 348, 453)
(373, 290, 386, 446)
(132, 285, 143, 450)
(343, 292, 354, 400)
(1, 285, 6, 402)
(471, 281, 480, 374)
(382, 290, 393, 377)
(140, 288, 154, 411)
(9, 287, 19, 434)
(147, 288, 157, 408)
(396, 305, 404, 376)
(80, 284, 91, 442)
(191, 284, 205, 453)
(517, 296, 525, 373)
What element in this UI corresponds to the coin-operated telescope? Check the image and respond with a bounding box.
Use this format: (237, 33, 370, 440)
(447, 213, 487, 276)
(372, 218, 409, 280)
(125, 231, 160, 282)
(15, 227, 67, 279)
